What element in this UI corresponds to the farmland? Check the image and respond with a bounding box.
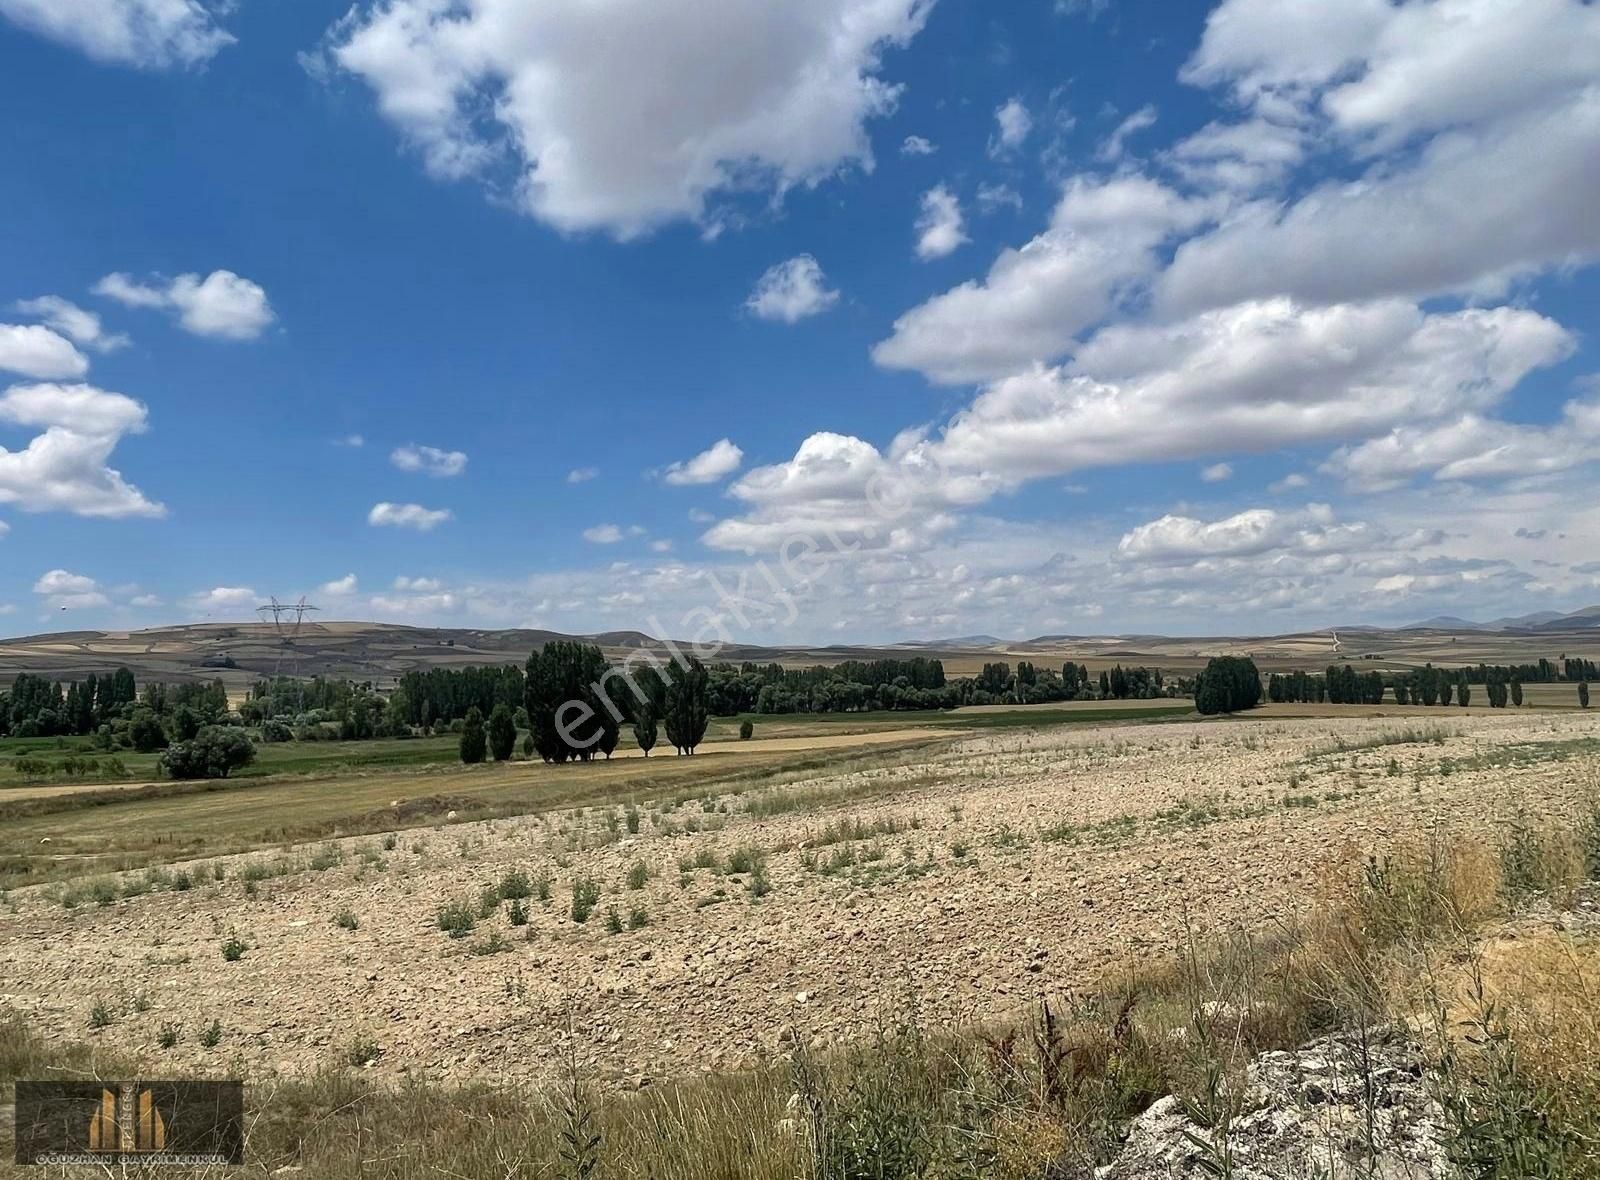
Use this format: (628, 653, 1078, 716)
(1, 706, 1592, 1084)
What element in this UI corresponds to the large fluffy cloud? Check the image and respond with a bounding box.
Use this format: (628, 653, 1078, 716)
(1324, 396, 1600, 492)
(1158, 93, 1600, 313)
(316, 0, 932, 238)
(0, 0, 234, 69)
(1184, 0, 1599, 146)
(1117, 505, 1354, 564)
(1161, 0, 1600, 312)
(712, 297, 1571, 556)
(874, 177, 1218, 384)
(0, 383, 164, 518)
(925, 299, 1571, 484)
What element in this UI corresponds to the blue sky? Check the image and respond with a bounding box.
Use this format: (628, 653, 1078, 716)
(1, 0, 1597, 642)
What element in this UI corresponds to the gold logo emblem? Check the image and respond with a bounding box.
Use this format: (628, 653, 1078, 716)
(86, 1083, 166, 1154)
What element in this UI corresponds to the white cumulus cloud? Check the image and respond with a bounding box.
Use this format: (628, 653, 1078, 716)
(391, 444, 467, 478)
(187, 586, 257, 613)
(915, 185, 967, 261)
(368, 502, 452, 531)
(314, 0, 932, 239)
(0, 0, 235, 69)
(0, 382, 164, 517)
(746, 256, 840, 323)
(13, 296, 128, 352)
(33, 568, 109, 610)
(0, 324, 89, 380)
(990, 97, 1032, 155)
(875, 176, 1218, 384)
(94, 270, 275, 340)
(663, 438, 744, 486)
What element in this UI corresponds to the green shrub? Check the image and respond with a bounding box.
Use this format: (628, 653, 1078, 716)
(437, 901, 476, 939)
(498, 868, 533, 900)
(221, 936, 247, 962)
(161, 727, 256, 779)
(570, 878, 601, 924)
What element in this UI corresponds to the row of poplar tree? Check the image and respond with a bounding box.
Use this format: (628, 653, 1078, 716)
(458, 641, 711, 764)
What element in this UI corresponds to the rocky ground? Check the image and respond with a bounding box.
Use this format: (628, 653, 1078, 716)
(1098, 1027, 1454, 1180)
(0, 711, 1593, 1087)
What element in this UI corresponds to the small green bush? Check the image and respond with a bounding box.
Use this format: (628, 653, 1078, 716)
(498, 868, 533, 900)
(437, 901, 476, 939)
(570, 878, 601, 924)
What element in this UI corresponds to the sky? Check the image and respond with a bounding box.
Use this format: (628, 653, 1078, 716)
(0, 0, 1597, 644)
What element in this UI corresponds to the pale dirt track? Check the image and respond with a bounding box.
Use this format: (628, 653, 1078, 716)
(1, 711, 1594, 1088)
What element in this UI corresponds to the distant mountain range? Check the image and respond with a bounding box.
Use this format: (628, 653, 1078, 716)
(1403, 606, 1600, 632)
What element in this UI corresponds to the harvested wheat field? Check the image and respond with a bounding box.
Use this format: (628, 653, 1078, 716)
(1, 711, 1594, 1090)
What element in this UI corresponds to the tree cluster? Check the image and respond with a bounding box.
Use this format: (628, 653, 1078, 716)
(1564, 658, 1599, 682)
(521, 642, 712, 763)
(389, 666, 526, 729)
(1, 669, 138, 737)
(159, 727, 256, 779)
(1324, 665, 1386, 705)
(1194, 656, 1263, 715)
(1266, 671, 1327, 703)
(707, 658, 951, 715)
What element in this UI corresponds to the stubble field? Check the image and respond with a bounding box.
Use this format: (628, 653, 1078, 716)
(1, 706, 1593, 1091)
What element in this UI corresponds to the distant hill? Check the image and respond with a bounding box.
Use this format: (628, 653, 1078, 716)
(5, 611, 1600, 690)
(1403, 606, 1600, 633)
(896, 635, 1007, 649)
(1530, 606, 1600, 632)
(1485, 611, 1567, 629)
